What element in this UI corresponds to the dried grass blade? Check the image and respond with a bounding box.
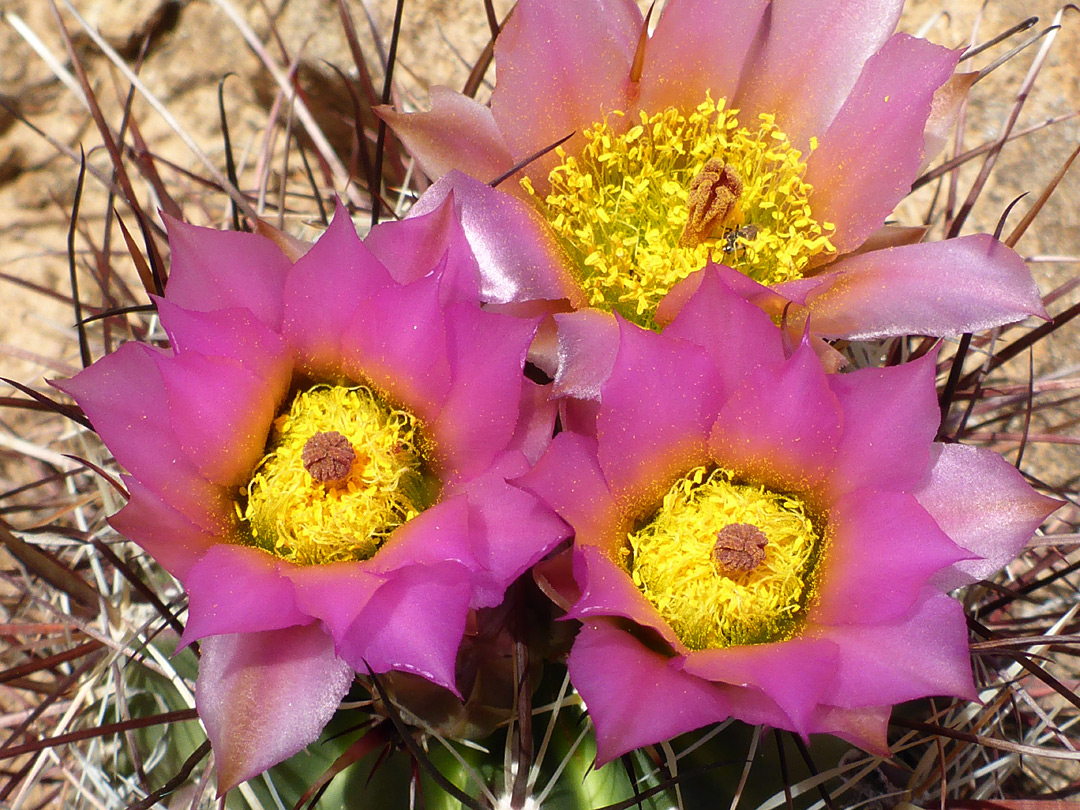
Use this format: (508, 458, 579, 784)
(0, 523, 102, 616)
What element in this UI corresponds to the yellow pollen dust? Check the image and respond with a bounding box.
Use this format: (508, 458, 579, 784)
(237, 385, 439, 566)
(627, 466, 824, 650)
(522, 95, 836, 327)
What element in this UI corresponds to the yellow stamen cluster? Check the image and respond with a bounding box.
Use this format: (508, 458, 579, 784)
(523, 96, 835, 327)
(627, 466, 824, 650)
(238, 385, 438, 566)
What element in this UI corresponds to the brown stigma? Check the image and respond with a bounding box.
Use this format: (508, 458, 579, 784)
(713, 523, 768, 574)
(679, 159, 743, 248)
(302, 431, 356, 484)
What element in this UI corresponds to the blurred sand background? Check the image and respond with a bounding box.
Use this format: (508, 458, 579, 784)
(0, 0, 1077, 485)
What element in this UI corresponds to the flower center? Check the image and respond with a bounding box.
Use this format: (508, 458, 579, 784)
(626, 466, 824, 650)
(521, 95, 836, 327)
(237, 385, 439, 566)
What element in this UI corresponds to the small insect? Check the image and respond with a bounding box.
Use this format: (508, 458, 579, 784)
(721, 224, 758, 254)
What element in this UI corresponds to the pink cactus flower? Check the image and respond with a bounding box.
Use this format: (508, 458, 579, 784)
(379, 0, 1045, 353)
(55, 201, 569, 792)
(516, 269, 1058, 764)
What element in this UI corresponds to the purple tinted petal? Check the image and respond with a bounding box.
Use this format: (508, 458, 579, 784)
(708, 340, 841, 491)
(54, 343, 231, 527)
(804, 34, 961, 253)
(407, 172, 583, 306)
(922, 73, 977, 170)
(283, 204, 391, 375)
(339, 272, 452, 424)
(814, 489, 967, 626)
(735, 0, 904, 149)
(375, 87, 515, 182)
(513, 431, 620, 544)
(825, 351, 939, 499)
(284, 561, 383, 642)
(679, 638, 838, 736)
(364, 192, 481, 303)
(598, 320, 723, 500)
(182, 545, 309, 644)
(163, 217, 291, 329)
(507, 379, 558, 465)
(339, 562, 472, 693)
(434, 304, 537, 481)
(155, 300, 292, 395)
(809, 704, 891, 754)
(805, 235, 1047, 340)
(808, 590, 976, 708)
(151, 352, 278, 487)
(663, 267, 786, 397)
(110, 476, 221, 579)
(196, 624, 352, 793)
(567, 545, 686, 651)
(366, 496, 477, 576)
(568, 620, 730, 766)
(638, 0, 769, 115)
(464, 452, 572, 608)
(916, 444, 1061, 590)
(492, 0, 643, 187)
(552, 309, 620, 401)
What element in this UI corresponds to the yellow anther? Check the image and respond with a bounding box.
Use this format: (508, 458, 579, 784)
(239, 385, 439, 566)
(522, 95, 835, 327)
(628, 467, 824, 650)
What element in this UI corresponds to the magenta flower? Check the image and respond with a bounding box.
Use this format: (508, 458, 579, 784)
(55, 201, 569, 791)
(379, 0, 1044, 346)
(516, 269, 1058, 764)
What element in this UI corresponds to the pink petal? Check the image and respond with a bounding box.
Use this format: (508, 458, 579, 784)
(54, 343, 231, 526)
(491, 0, 644, 188)
(163, 217, 292, 330)
(813, 489, 968, 627)
(339, 271, 452, 424)
(735, 0, 904, 149)
(375, 86, 515, 183)
(552, 309, 619, 401)
(679, 638, 839, 736)
(708, 340, 842, 492)
(406, 172, 583, 306)
(637, 0, 769, 115)
(824, 351, 939, 499)
(283, 561, 383, 642)
(339, 562, 473, 693)
(916, 444, 1061, 591)
(155, 300, 292, 395)
(196, 624, 352, 793)
(182, 545, 310, 645)
(807, 590, 976, 708)
(809, 704, 891, 755)
(365, 496, 477, 576)
(568, 620, 731, 766)
(433, 304, 537, 482)
(804, 34, 961, 253)
(364, 191, 481, 303)
(805, 234, 1048, 340)
(150, 352, 279, 488)
(662, 267, 786, 398)
(566, 545, 686, 652)
(598, 319, 723, 500)
(922, 72, 977, 171)
(657, 263, 828, 327)
(110, 476, 221, 579)
(513, 431, 621, 544)
(463, 452, 572, 608)
(282, 204, 390, 375)
(507, 379, 559, 465)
